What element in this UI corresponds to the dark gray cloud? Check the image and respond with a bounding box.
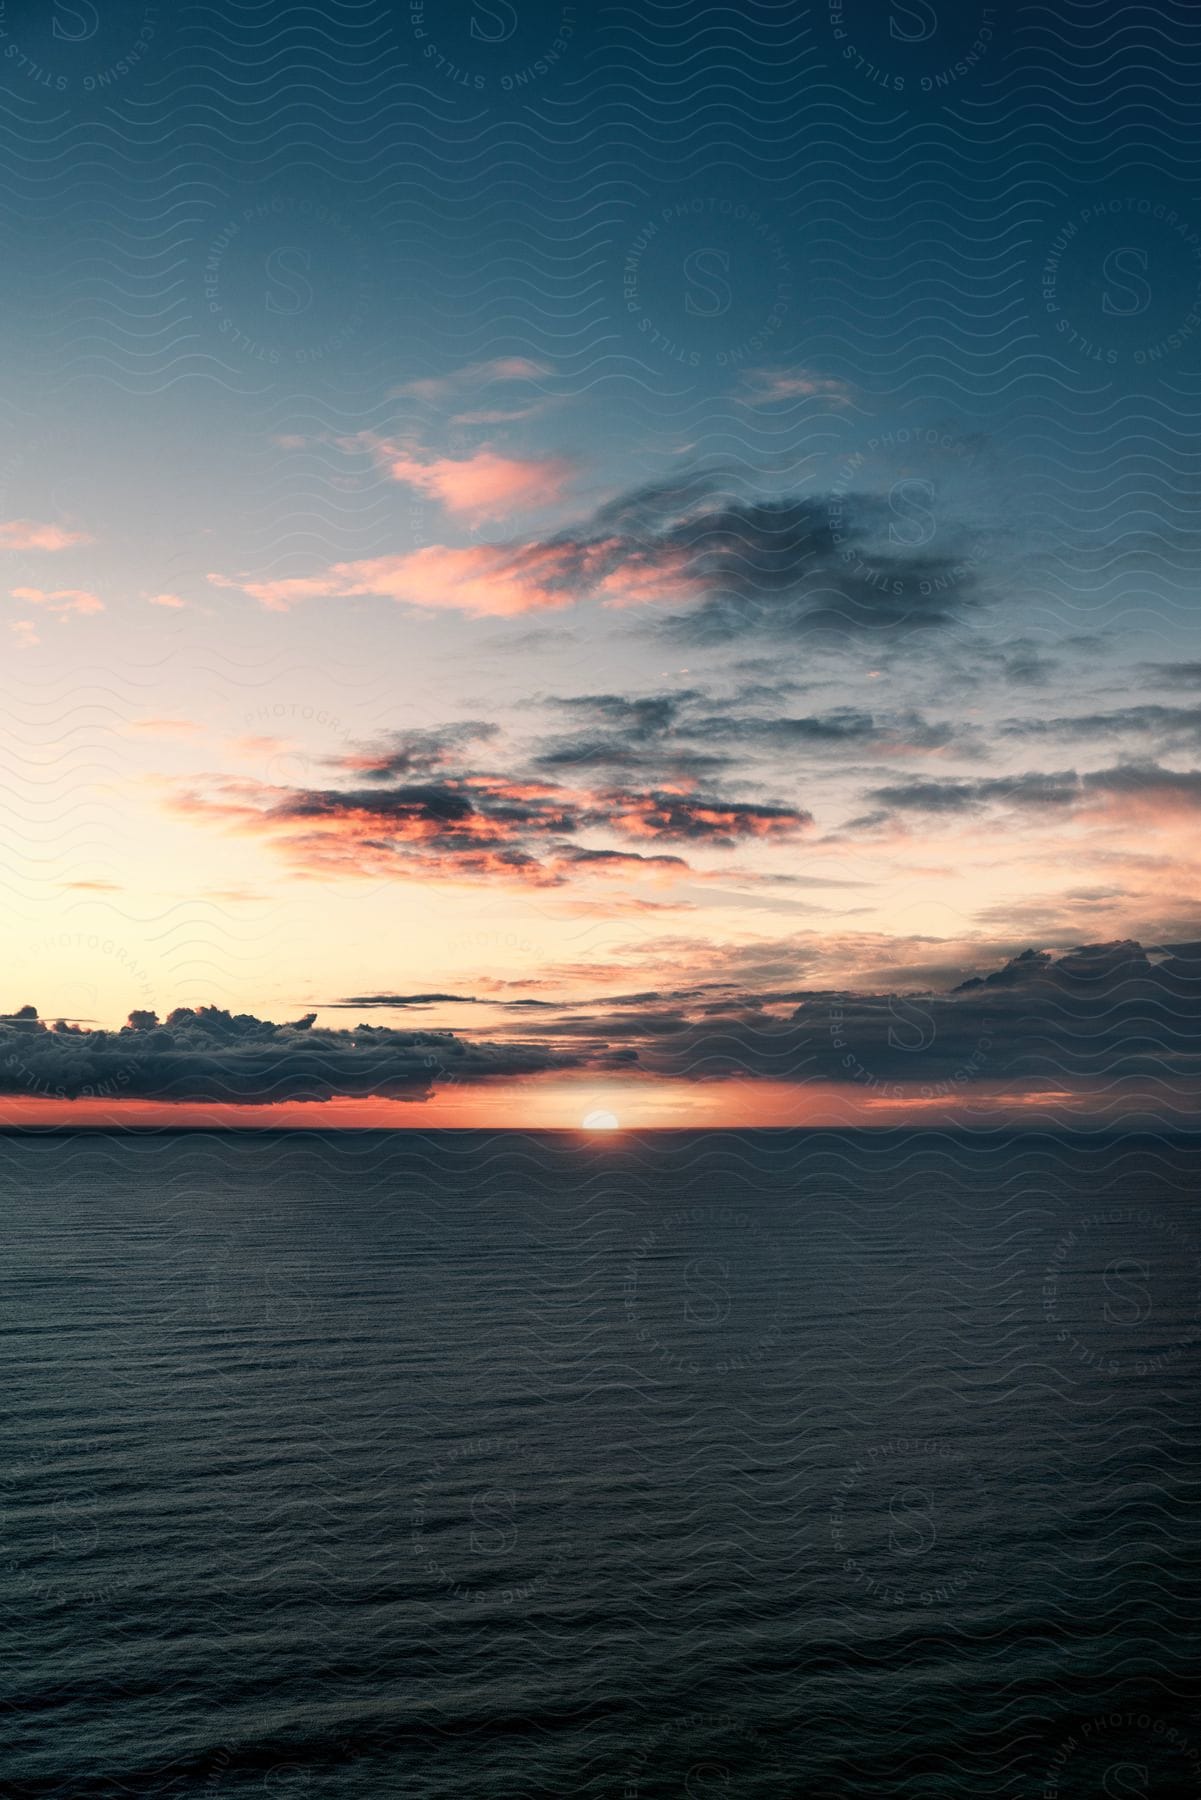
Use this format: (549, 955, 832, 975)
(327, 993, 482, 1008)
(631, 939, 1201, 1089)
(1085, 761, 1201, 803)
(7, 940, 1200, 1105)
(341, 723, 499, 780)
(533, 689, 733, 778)
(859, 760, 1201, 821)
(0, 1005, 604, 1105)
(443, 471, 987, 643)
(534, 688, 960, 779)
(1138, 662, 1201, 691)
(650, 490, 984, 642)
(1000, 704, 1201, 749)
(863, 771, 1080, 815)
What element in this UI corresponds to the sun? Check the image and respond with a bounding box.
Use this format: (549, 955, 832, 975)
(581, 1109, 620, 1131)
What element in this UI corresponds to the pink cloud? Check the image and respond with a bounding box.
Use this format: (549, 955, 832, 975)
(147, 592, 187, 609)
(9, 620, 39, 648)
(10, 586, 104, 616)
(596, 548, 706, 608)
(208, 570, 344, 614)
(0, 520, 93, 551)
(211, 527, 707, 619)
(268, 545, 574, 617)
(351, 436, 574, 523)
(208, 473, 767, 618)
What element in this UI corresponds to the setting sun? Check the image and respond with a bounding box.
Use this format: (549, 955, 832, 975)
(581, 1110, 620, 1131)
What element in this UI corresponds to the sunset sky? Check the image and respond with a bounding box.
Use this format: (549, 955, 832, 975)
(1, 0, 1198, 1126)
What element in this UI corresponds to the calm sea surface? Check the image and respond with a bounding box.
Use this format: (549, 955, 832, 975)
(1, 1131, 1198, 1797)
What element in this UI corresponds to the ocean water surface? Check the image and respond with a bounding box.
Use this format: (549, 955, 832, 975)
(1, 1130, 1198, 1796)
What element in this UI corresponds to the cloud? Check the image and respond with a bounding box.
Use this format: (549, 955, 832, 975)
(208, 470, 984, 631)
(9, 620, 39, 648)
(126, 717, 201, 737)
(10, 586, 104, 616)
(0, 1004, 601, 1105)
(598, 789, 809, 845)
(863, 771, 1080, 815)
(391, 358, 551, 404)
(1000, 704, 1201, 750)
(637, 943, 1201, 1094)
(735, 367, 854, 407)
(0, 520, 92, 551)
(540, 938, 1201, 1093)
(533, 689, 959, 779)
(170, 721, 810, 885)
(859, 761, 1201, 823)
(1138, 661, 1201, 690)
(348, 435, 576, 523)
(147, 592, 187, 609)
(213, 531, 705, 619)
(330, 993, 483, 1008)
(533, 689, 731, 778)
(339, 722, 498, 778)
(7, 940, 1197, 1109)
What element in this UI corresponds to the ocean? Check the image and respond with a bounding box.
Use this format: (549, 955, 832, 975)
(1, 1130, 1198, 1797)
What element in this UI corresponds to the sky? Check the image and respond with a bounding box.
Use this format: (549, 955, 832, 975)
(1, 0, 1199, 1128)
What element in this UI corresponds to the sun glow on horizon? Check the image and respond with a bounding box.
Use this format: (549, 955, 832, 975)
(581, 1109, 620, 1131)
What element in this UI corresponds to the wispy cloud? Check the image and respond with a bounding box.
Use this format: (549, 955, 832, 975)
(208, 470, 984, 632)
(0, 520, 93, 551)
(390, 357, 551, 405)
(10, 585, 104, 616)
(735, 367, 854, 407)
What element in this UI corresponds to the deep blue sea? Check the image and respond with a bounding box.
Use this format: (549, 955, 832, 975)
(1, 1131, 1198, 1797)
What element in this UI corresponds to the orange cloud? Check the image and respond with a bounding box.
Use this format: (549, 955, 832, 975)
(348, 435, 575, 523)
(126, 717, 201, 737)
(147, 592, 187, 609)
(208, 570, 338, 614)
(0, 520, 93, 551)
(10, 585, 104, 616)
(211, 532, 704, 618)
